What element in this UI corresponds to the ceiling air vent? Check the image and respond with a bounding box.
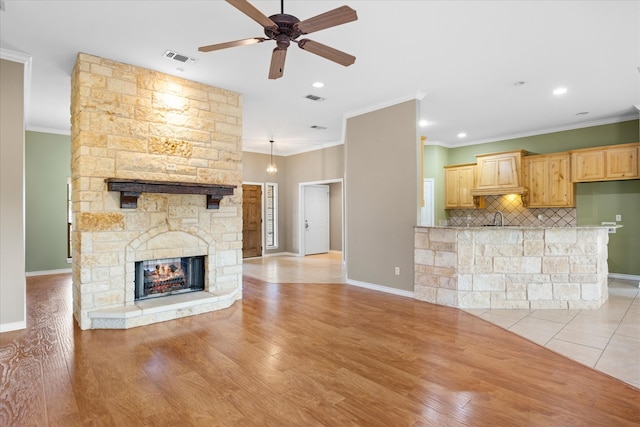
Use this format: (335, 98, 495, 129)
(305, 94, 325, 102)
(163, 50, 198, 65)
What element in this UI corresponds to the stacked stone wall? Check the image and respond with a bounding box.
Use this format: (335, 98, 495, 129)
(70, 53, 243, 329)
(415, 227, 609, 310)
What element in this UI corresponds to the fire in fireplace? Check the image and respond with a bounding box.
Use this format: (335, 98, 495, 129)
(135, 256, 205, 300)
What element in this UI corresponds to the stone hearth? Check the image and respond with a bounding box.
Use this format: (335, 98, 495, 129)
(70, 53, 243, 329)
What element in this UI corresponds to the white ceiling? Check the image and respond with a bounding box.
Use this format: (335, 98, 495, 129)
(1, 0, 639, 156)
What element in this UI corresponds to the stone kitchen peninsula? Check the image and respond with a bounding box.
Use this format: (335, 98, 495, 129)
(414, 226, 612, 309)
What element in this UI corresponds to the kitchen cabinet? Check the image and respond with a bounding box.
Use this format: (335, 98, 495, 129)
(570, 143, 639, 182)
(524, 152, 574, 207)
(444, 164, 484, 209)
(471, 150, 527, 196)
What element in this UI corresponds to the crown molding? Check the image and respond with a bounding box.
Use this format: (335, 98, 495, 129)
(27, 126, 71, 136)
(344, 91, 426, 119)
(242, 139, 343, 157)
(424, 115, 639, 149)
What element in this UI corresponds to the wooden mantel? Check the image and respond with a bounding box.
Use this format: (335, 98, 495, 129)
(105, 178, 236, 209)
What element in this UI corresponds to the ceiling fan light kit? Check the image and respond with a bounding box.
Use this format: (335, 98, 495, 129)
(198, 0, 357, 79)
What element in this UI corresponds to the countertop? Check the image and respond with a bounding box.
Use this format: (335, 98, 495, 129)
(415, 225, 623, 230)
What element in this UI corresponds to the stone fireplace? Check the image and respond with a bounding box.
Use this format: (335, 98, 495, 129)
(70, 53, 243, 329)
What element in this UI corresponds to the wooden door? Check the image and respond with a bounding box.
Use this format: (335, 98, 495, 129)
(242, 184, 262, 258)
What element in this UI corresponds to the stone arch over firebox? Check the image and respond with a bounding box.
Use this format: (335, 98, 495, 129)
(124, 224, 216, 303)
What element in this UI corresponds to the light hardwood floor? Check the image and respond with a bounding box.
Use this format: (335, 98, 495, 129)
(246, 252, 640, 388)
(1, 263, 638, 426)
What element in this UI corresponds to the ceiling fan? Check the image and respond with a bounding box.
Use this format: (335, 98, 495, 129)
(198, 0, 358, 79)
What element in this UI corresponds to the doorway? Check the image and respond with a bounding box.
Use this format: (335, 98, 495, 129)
(242, 184, 262, 258)
(303, 185, 330, 255)
(299, 180, 343, 257)
(420, 178, 435, 226)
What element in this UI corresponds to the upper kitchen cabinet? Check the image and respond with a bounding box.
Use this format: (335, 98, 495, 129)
(524, 152, 574, 207)
(444, 164, 484, 209)
(570, 143, 639, 182)
(471, 150, 528, 196)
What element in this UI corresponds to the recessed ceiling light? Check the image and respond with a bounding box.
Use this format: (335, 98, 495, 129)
(576, 111, 589, 115)
(553, 87, 567, 95)
(513, 81, 526, 86)
(457, 132, 467, 138)
(312, 81, 324, 88)
(419, 119, 428, 127)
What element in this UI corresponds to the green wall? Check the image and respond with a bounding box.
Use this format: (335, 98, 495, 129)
(423, 145, 449, 226)
(576, 180, 640, 275)
(25, 131, 71, 272)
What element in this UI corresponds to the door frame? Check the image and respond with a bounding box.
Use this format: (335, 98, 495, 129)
(242, 181, 265, 257)
(298, 178, 344, 260)
(421, 178, 435, 226)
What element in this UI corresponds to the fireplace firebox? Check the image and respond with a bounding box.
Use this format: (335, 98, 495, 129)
(135, 256, 205, 300)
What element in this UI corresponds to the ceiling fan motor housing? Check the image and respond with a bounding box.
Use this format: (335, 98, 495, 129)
(265, 13, 302, 48)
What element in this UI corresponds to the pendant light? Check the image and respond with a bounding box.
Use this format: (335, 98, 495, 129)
(266, 139, 278, 174)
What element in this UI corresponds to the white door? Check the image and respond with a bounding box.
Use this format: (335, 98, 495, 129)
(421, 178, 435, 226)
(304, 185, 330, 255)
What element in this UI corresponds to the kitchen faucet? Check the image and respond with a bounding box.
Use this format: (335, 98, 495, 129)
(493, 211, 504, 227)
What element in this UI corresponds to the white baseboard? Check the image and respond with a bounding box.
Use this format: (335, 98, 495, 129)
(0, 320, 26, 333)
(261, 252, 300, 258)
(608, 273, 640, 282)
(26, 268, 72, 277)
(260, 251, 342, 258)
(346, 278, 415, 299)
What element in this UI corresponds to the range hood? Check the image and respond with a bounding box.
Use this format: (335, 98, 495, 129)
(470, 150, 528, 197)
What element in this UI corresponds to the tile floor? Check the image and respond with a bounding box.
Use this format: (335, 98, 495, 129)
(243, 252, 640, 389)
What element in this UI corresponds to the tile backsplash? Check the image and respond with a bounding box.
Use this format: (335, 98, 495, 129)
(446, 195, 576, 227)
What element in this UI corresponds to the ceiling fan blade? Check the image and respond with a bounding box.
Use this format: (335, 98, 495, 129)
(198, 37, 266, 53)
(226, 0, 277, 29)
(298, 39, 355, 67)
(295, 5, 357, 34)
(268, 48, 287, 79)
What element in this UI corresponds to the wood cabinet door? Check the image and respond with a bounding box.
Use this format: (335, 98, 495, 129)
(444, 168, 460, 208)
(548, 154, 573, 206)
(571, 150, 605, 182)
(526, 156, 547, 207)
(605, 145, 638, 179)
(458, 166, 476, 208)
(526, 153, 574, 207)
(445, 165, 477, 208)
